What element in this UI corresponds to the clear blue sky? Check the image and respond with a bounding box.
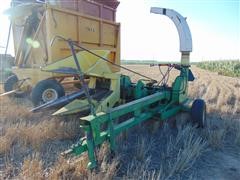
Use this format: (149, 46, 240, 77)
(150, 0, 239, 42)
(0, 0, 239, 62)
(117, 0, 240, 61)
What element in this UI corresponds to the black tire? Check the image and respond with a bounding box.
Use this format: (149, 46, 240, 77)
(31, 79, 65, 106)
(191, 99, 206, 128)
(4, 74, 26, 97)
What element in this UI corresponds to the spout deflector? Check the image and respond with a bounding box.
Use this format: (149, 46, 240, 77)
(150, 7, 192, 65)
(150, 7, 192, 54)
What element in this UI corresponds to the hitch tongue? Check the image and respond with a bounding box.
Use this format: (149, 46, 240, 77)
(0, 90, 18, 97)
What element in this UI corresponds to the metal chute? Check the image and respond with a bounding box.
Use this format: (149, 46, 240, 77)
(150, 7, 192, 65)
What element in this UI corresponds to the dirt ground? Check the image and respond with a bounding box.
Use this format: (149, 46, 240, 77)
(0, 65, 240, 179)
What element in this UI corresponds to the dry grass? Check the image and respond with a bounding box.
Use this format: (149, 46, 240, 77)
(122, 124, 207, 179)
(125, 157, 164, 180)
(3, 123, 207, 179)
(204, 128, 226, 149)
(168, 126, 207, 175)
(47, 156, 88, 179)
(20, 154, 44, 180)
(0, 97, 32, 126)
(224, 119, 240, 145)
(0, 117, 81, 154)
(135, 137, 155, 161)
(15, 145, 119, 180)
(200, 116, 240, 149)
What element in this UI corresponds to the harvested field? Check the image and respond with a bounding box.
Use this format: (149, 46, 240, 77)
(0, 65, 240, 179)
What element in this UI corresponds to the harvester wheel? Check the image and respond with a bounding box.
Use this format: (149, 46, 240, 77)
(31, 79, 65, 106)
(4, 75, 26, 97)
(191, 99, 206, 128)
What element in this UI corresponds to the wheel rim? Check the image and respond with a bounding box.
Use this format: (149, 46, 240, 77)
(42, 88, 58, 102)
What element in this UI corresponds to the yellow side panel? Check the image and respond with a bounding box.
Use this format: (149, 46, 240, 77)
(102, 23, 116, 46)
(41, 50, 113, 76)
(45, 6, 121, 70)
(46, 9, 78, 62)
(79, 17, 100, 44)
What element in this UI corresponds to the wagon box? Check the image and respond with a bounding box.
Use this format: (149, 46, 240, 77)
(4, 0, 120, 103)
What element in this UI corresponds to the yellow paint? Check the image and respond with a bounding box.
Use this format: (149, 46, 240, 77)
(53, 73, 120, 115)
(53, 99, 92, 115)
(11, 68, 54, 89)
(41, 50, 114, 76)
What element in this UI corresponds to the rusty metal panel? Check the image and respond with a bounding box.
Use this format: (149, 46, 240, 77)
(56, 0, 117, 22)
(59, 0, 78, 11)
(78, 0, 100, 18)
(102, 8, 115, 21)
(94, 0, 120, 9)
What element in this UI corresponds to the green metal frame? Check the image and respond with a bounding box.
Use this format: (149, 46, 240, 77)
(62, 66, 192, 169)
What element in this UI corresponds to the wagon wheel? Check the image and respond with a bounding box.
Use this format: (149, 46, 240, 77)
(4, 74, 27, 97)
(31, 79, 65, 106)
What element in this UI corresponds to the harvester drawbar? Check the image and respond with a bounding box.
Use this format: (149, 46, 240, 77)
(32, 7, 206, 169)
